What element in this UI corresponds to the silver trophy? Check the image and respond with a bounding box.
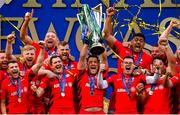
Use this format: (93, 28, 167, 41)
(77, 4, 105, 55)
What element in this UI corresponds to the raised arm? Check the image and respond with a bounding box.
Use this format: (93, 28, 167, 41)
(77, 44, 88, 70)
(165, 47, 178, 75)
(97, 63, 108, 89)
(100, 47, 108, 70)
(160, 20, 179, 39)
(103, 7, 117, 49)
(31, 41, 44, 74)
(5, 33, 17, 61)
(158, 20, 179, 45)
(20, 9, 34, 45)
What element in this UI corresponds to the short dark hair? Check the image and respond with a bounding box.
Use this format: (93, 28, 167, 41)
(132, 33, 145, 41)
(49, 55, 61, 65)
(152, 57, 164, 64)
(123, 55, 134, 62)
(87, 55, 99, 63)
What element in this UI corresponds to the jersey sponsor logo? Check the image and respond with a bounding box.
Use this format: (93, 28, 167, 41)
(10, 87, 27, 96)
(85, 83, 97, 88)
(117, 79, 121, 81)
(117, 88, 126, 92)
(11, 91, 18, 96)
(53, 82, 73, 88)
(117, 87, 136, 93)
(67, 82, 72, 87)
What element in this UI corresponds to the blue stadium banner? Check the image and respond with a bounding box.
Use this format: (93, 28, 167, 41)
(0, 0, 179, 73)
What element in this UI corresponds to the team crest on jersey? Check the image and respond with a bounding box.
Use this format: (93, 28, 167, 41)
(36, 80, 40, 85)
(68, 82, 72, 87)
(158, 85, 164, 90)
(130, 87, 136, 92)
(54, 84, 60, 88)
(71, 65, 74, 68)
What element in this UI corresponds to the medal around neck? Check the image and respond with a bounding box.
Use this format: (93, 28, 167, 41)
(18, 97, 21, 103)
(149, 90, 153, 95)
(61, 92, 65, 97)
(90, 91, 94, 96)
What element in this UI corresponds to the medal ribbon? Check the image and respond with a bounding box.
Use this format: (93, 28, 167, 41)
(150, 84, 156, 94)
(60, 65, 66, 93)
(10, 77, 21, 100)
(17, 77, 21, 99)
(122, 74, 133, 97)
(130, 47, 143, 67)
(88, 73, 95, 96)
(45, 47, 58, 57)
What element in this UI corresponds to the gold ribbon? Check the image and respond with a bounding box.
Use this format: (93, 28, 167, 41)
(0, 14, 20, 32)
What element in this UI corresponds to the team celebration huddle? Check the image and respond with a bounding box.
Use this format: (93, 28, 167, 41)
(0, 4, 180, 114)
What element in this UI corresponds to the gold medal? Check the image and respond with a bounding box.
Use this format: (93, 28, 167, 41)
(18, 97, 21, 103)
(90, 91, 94, 96)
(61, 92, 65, 97)
(149, 90, 153, 95)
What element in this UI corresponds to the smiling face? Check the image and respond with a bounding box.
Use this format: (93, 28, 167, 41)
(121, 57, 135, 75)
(22, 48, 35, 67)
(7, 62, 20, 79)
(131, 36, 145, 53)
(44, 31, 58, 49)
(50, 56, 63, 74)
(151, 46, 161, 58)
(151, 46, 165, 59)
(87, 56, 99, 75)
(0, 52, 8, 70)
(58, 43, 70, 62)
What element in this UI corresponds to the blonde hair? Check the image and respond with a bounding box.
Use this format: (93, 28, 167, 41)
(21, 45, 36, 52)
